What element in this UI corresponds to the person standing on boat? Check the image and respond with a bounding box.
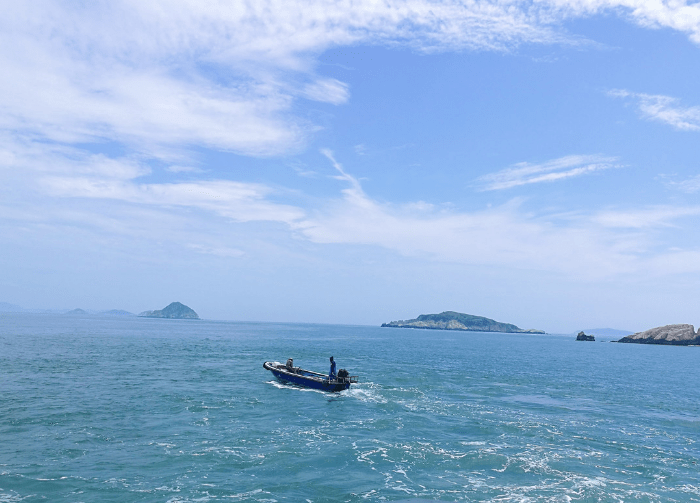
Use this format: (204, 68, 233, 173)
(329, 356, 337, 380)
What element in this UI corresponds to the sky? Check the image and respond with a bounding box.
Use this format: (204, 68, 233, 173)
(1, 0, 699, 333)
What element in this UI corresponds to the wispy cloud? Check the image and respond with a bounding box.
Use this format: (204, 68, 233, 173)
(667, 174, 700, 193)
(542, 0, 700, 44)
(609, 90, 700, 131)
(0, 135, 304, 225)
(302, 78, 350, 105)
(475, 155, 621, 191)
(166, 165, 206, 174)
(41, 177, 305, 224)
(592, 206, 700, 229)
(187, 244, 245, 258)
(291, 153, 700, 280)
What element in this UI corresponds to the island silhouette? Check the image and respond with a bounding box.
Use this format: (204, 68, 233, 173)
(138, 302, 199, 319)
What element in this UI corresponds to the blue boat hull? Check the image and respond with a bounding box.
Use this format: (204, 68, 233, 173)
(263, 361, 355, 392)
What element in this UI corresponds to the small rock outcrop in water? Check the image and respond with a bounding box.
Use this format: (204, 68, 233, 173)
(381, 311, 544, 334)
(139, 302, 199, 320)
(576, 331, 595, 341)
(617, 324, 700, 345)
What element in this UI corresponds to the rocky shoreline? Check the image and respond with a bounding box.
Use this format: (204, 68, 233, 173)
(616, 324, 700, 345)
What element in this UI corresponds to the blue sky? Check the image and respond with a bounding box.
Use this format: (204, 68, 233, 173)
(1, 1, 700, 332)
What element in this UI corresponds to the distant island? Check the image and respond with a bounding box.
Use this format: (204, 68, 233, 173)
(1, 303, 136, 315)
(617, 324, 700, 346)
(139, 302, 199, 320)
(381, 311, 544, 334)
(65, 308, 88, 315)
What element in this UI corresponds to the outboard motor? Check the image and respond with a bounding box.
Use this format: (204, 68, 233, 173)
(337, 368, 349, 381)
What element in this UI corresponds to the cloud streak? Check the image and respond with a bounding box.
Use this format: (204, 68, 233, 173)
(609, 90, 700, 131)
(475, 155, 621, 191)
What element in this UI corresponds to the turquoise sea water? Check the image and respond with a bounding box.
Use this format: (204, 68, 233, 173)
(1, 313, 699, 502)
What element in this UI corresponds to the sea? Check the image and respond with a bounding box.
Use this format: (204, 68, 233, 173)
(1, 313, 699, 502)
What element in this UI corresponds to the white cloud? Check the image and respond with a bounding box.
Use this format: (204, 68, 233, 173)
(540, 0, 700, 44)
(476, 155, 621, 191)
(292, 153, 700, 280)
(4, 1, 700, 295)
(609, 90, 700, 131)
(298, 152, 622, 277)
(0, 0, 556, 160)
(3, 0, 700, 163)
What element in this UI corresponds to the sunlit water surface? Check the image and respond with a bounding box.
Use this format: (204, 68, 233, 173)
(1, 314, 699, 502)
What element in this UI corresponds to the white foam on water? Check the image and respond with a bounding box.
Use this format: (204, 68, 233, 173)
(345, 383, 388, 403)
(222, 488, 277, 501)
(571, 476, 608, 489)
(266, 380, 329, 396)
(156, 485, 181, 492)
(0, 491, 23, 503)
(679, 484, 700, 496)
(360, 488, 378, 499)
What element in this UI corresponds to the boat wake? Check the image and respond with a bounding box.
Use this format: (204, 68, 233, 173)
(265, 379, 333, 395)
(345, 382, 388, 403)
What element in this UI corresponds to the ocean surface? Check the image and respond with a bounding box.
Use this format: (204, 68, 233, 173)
(1, 314, 699, 502)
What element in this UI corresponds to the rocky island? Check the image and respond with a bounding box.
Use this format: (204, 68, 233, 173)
(617, 324, 700, 345)
(382, 311, 544, 334)
(576, 331, 595, 341)
(139, 302, 199, 320)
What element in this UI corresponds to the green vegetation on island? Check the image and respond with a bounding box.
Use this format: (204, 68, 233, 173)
(138, 302, 199, 320)
(382, 311, 544, 334)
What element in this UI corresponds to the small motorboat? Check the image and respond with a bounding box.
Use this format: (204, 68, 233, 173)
(263, 359, 358, 392)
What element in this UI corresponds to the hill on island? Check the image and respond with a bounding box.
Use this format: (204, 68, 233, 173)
(65, 308, 88, 315)
(617, 324, 700, 345)
(382, 311, 544, 334)
(139, 302, 199, 320)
